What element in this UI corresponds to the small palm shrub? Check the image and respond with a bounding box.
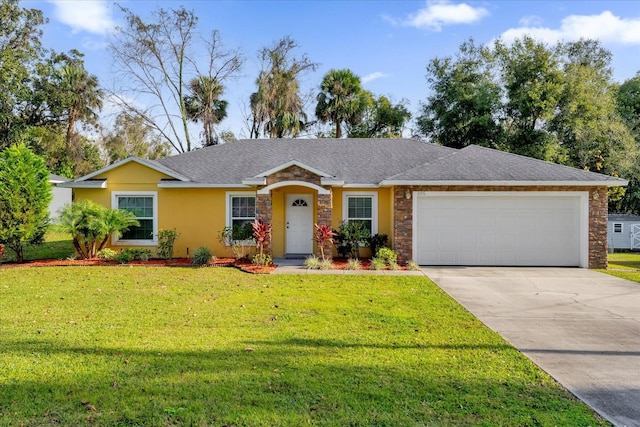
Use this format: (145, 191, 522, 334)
(303, 255, 320, 269)
(345, 258, 361, 270)
(156, 229, 179, 259)
(192, 247, 213, 266)
(57, 200, 139, 259)
(389, 261, 400, 271)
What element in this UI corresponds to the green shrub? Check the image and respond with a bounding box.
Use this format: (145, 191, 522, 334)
(114, 250, 133, 264)
(303, 255, 320, 269)
(0, 144, 52, 263)
(127, 248, 152, 261)
(156, 229, 179, 259)
(192, 247, 212, 266)
(252, 253, 272, 266)
(334, 221, 371, 259)
(389, 261, 400, 271)
(366, 234, 388, 257)
(345, 258, 361, 270)
(97, 248, 117, 260)
(114, 248, 152, 264)
(371, 257, 386, 270)
(377, 247, 398, 265)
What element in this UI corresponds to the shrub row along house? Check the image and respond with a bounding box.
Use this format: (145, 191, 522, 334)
(60, 138, 626, 268)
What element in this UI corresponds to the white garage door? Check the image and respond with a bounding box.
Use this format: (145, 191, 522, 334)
(414, 192, 587, 267)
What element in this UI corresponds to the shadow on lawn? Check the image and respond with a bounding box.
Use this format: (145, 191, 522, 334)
(0, 338, 606, 426)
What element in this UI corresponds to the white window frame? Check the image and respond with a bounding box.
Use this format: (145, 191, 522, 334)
(111, 191, 158, 246)
(342, 192, 378, 235)
(226, 191, 257, 245)
(613, 223, 623, 233)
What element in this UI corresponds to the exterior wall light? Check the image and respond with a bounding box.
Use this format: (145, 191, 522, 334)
(405, 190, 411, 200)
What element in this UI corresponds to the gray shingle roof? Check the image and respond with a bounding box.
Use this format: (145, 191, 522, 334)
(156, 138, 457, 185)
(385, 145, 625, 184)
(74, 139, 625, 186)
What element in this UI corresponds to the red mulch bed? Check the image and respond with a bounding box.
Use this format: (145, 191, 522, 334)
(0, 257, 276, 274)
(329, 258, 407, 271)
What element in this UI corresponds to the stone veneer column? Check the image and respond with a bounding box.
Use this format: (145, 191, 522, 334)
(589, 187, 608, 269)
(315, 193, 333, 258)
(256, 193, 272, 255)
(393, 186, 413, 264)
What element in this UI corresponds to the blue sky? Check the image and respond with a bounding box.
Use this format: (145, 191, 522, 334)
(25, 0, 640, 140)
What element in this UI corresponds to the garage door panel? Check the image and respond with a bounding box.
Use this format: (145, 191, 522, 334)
(415, 194, 583, 267)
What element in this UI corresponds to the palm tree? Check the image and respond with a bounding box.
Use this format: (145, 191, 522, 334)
(56, 64, 103, 157)
(250, 37, 317, 138)
(315, 69, 368, 138)
(183, 76, 228, 146)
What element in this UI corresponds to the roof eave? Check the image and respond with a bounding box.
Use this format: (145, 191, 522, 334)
(58, 180, 107, 189)
(379, 180, 628, 187)
(157, 182, 252, 189)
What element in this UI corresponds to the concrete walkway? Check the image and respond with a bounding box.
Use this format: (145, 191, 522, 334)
(424, 267, 640, 427)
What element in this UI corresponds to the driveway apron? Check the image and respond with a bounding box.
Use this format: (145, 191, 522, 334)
(423, 267, 640, 427)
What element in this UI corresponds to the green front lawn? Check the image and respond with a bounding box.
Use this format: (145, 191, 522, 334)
(0, 268, 607, 426)
(0, 229, 75, 263)
(607, 251, 640, 271)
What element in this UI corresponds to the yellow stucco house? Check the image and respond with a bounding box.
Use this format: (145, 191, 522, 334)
(61, 138, 625, 268)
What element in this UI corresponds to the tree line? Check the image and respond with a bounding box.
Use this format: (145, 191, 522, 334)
(2, 1, 640, 212)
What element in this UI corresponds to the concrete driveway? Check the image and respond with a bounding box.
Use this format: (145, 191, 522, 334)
(423, 267, 640, 427)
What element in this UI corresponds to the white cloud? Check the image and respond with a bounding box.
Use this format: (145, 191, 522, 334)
(362, 72, 389, 84)
(48, 0, 116, 35)
(500, 11, 640, 45)
(401, 0, 489, 31)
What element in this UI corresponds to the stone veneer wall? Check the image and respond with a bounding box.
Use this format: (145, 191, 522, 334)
(393, 185, 609, 269)
(315, 193, 333, 257)
(255, 193, 272, 254)
(265, 165, 323, 186)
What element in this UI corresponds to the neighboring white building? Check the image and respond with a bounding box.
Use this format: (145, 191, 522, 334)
(49, 174, 72, 220)
(608, 213, 640, 251)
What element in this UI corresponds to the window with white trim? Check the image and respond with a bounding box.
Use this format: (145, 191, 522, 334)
(343, 192, 378, 235)
(613, 223, 623, 233)
(227, 192, 256, 241)
(112, 192, 158, 245)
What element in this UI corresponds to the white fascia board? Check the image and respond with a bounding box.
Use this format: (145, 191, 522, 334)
(254, 160, 334, 178)
(57, 180, 107, 189)
(380, 180, 628, 187)
(77, 157, 190, 182)
(157, 182, 251, 188)
(320, 178, 344, 186)
(242, 178, 266, 185)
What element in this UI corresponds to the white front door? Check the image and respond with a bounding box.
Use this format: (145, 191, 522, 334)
(286, 194, 313, 254)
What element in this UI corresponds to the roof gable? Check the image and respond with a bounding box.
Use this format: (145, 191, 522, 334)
(74, 157, 189, 183)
